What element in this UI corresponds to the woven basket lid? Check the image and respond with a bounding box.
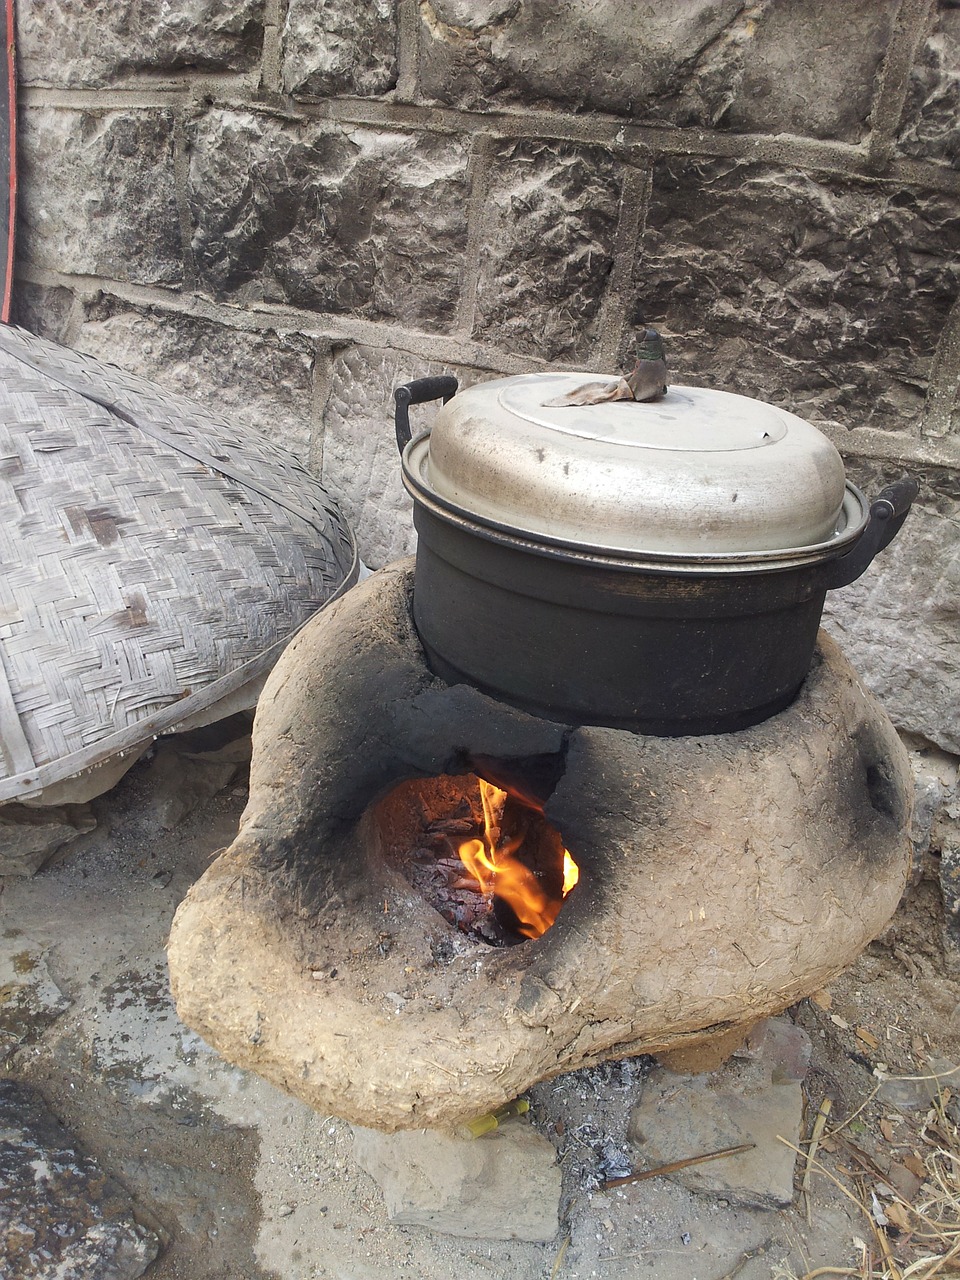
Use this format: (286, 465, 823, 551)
(0, 325, 358, 804)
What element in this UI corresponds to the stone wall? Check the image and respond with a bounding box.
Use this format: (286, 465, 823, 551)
(13, 0, 960, 751)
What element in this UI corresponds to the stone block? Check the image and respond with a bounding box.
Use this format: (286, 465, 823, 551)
(351, 1122, 561, 1241)
(188, 110, 468, 326)
(419, 0, 892, 142)
(319, 345, 494, 568)
(823, 462, 960, 756)
(898, 3, 960, 169)
(940, 836, 960, 957)
(473, 139, 622, 363)
(628, 1020, 809, 1210)
(637, 158, 960, 434)
(16, 0, 262, 87)
(282, 0, 398, 99)
(0, 803, 96, 876)
(716, 0, 894, 141)
(0, 1079, 159, 1279)
(139, 736, 249, 831)
(910, 743, 960, 861)
(18, 108, 181, 286)
(72, 301, 318, 458)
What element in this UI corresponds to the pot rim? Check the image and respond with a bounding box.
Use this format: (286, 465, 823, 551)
(403, 434, 870, 576)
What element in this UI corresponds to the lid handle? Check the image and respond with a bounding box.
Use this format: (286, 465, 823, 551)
(544, 328, 668, 407)
(394, 376, 459, 454)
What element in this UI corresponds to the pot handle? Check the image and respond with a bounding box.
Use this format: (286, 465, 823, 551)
(823, 477, 919, 591)
(394, 376, 459, 453)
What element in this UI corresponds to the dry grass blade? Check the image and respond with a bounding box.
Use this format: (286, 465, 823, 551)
(874, 1221, 903, 1280)
(789, 1270, 860, 1278)
(900, 1240, 960, 1278)
(718, 1236, 775, 1279)
(777, 1136, 902, 1277)
(549, 1233, 571, 1278)
(771, 1264, 862, 1278)
(805, 1097, 835, 1223)
(776, 1085, 960, 1280)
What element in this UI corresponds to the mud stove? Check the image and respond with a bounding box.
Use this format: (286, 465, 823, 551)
(168, 563, 911, 1132)
(168, 374, 915, 1133)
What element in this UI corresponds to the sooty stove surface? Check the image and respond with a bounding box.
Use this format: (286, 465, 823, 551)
(168, 561, 912, 1132)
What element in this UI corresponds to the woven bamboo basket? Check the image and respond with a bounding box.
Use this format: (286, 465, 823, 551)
(0, 325, 358, 806)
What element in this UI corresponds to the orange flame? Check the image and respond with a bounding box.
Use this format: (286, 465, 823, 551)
(458, 777, 579, 940)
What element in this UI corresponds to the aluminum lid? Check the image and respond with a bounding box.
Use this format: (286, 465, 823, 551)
(404, 373, 857, 558)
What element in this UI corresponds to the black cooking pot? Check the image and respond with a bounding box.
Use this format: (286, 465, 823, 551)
(395, 374, 917, 735)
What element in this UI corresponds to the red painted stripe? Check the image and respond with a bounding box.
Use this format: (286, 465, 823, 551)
(2, 0, 15, 324)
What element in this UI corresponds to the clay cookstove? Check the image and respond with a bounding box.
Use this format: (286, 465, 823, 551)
(168, 561, 912, 1132)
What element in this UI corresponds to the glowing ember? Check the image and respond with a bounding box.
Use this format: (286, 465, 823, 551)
(458, 777, 579, 940)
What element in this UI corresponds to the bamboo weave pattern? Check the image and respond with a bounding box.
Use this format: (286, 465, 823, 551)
(0, 326, 357, 802)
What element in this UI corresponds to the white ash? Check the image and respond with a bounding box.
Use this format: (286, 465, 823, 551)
(528, 1056, 654, 1194)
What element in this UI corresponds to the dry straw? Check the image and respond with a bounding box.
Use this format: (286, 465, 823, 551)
(776, 1076, 960, 1280)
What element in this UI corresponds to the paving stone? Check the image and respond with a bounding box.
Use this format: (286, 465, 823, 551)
(473, 139, 622, 363)
(0, 939, 71, 1056)
(419, 0, 892, 142)
(139, 732, 250, 831)
(898, 3, 960, 169)
(0, 1078, 159, 1279)
(72, 301, 318, 458)
(638, 158, 960, 435)
(18, 107, 181, 286)
(188, 110, 468, 326)
(282, 0, 398, 99)
(628, 1022, 809, 1210)
(16, 0, 263, 87)
(351, 1120, 561, 1241)
(878, 1056, 960, 1109)
(0, 803, 96, 877)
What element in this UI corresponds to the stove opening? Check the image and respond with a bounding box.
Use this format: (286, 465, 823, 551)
(376, 769, 578, 946)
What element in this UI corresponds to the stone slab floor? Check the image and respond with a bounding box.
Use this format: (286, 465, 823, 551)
(2, 736, 958, 1280)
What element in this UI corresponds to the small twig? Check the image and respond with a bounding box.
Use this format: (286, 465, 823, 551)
(872, 1215, 902, 1280)
(835, 1134, 901, 1190)
(804, 1097, 834, 1223)
(423, 1059, 457, 1077)
(718, 1236, 775, 1280)
(601, 1142, 755, 1190)
(796, 1269, 860, 1278)
(549, 1234, 570, 1279)
(779, 1136, 884, 1223)
(882, 1064, 960, 1085)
